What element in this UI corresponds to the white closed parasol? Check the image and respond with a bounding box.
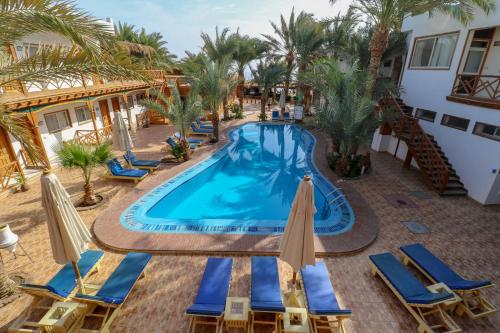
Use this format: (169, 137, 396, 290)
(112, 111, 133, 151)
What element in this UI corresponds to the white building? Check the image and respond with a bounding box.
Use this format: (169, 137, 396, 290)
(372, 4, 500, 205)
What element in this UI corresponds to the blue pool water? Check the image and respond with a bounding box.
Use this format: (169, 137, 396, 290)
(121, 123, 354, 235)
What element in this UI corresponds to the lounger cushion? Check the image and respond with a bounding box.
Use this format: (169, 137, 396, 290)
(113, 169, 148, 178)
(301, 262, 352, 316)
(77, 252, 152, 305)
(272, 111, 280, 119)
(131, 160, 160, 167)
(175, 132, 203, 143)
(251, 256, 285, 312)
(191, 123, 212, 133)
(400, 244, 492, 291)
(370, 253, 453, 305)
(186, 257, 233, 316)
(283, 112, 290, 119)
(22, 250, 104, 298)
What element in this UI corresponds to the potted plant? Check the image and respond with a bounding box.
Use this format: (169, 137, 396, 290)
(15, 173, 29, 192)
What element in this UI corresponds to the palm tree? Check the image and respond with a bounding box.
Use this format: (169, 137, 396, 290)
(303, 58, 380, 175)
(195, 56, 238, 142)
(294, 13, 325, 113)
(250, 60, 286, 120)
(232, 34, 268, 110)
(0, 0, 148, 166)
(262, 8, 300, 103)
(331, 0, 496, 96)
(54, 142, 113, 206)
(140, 84, 202, 160)
(323, 7, 359, 59)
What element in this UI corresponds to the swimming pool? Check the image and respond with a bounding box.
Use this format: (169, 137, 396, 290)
(121, 123, 354, 235)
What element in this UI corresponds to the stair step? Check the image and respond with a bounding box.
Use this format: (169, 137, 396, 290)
(441, 188, 468, 196)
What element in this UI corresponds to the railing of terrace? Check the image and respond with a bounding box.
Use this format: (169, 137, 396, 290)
(73, 125, 112, 145)
(451, 74, 500, 101)
(0, 160, 21, 191)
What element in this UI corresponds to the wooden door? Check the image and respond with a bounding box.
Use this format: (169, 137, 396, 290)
(99, 100, 112, 127)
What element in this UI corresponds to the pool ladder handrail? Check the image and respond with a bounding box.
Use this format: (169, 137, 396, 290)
(325, 188, 346, 207)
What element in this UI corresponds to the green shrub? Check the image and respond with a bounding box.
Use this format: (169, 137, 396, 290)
(171, 144, 185, 161)
(327, 152, 371, 178)
(230, 103, 244, 119)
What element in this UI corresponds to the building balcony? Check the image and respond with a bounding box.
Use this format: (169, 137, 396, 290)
(448, 74, 500, 110)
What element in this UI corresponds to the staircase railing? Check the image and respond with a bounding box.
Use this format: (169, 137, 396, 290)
(380, 96, 451, 193)
(73, 125, 112, 145)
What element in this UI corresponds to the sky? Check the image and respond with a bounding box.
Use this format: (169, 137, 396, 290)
(78, 0, 353, 59)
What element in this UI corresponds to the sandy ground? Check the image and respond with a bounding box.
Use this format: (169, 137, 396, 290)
(1, 103, 498, 333)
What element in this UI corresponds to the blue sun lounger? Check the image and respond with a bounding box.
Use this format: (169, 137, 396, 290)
(123, 151, 160, 171)
(271, 110, 280, 121)
(174, 132, 204, 145)
(166, 137, 197, 150)
(400, 243, 496, 319)
(195, 116, 213, 129)
(105, 158, 148, 183)
(185, 257, 233, 333)
(301, 262, 352, 333)
(250, 256, 285, 332)
(74, 252, 152, 333)
(190, 122, 213, 135)
(10, 250, 105, 332)
(369, 253, 461, 333)
(19, 250, 104, 301)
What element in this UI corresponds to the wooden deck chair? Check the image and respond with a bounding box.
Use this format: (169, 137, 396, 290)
(190, 123, 213, 136)
(250, 256, 285, 333)
(300, 261, 352, 333)
(369, 253, 462, 333)
(185, 257, 233, 333)
(400, 244, 497, 320)
(10, 250, 104, 332)
(73, 252, 152, 333)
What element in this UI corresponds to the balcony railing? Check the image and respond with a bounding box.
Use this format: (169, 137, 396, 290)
(451, 74, 500, 101)
(0, 160, 21, 191)
(73, 125, 112, 145)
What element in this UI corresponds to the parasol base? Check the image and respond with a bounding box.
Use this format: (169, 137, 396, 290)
(283, 288, 306, 308)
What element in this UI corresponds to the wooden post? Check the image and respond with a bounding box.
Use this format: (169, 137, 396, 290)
(122, 94, 132, 130)
(403, 150, 413, 169)
(26, 112, 51, 168)
(87, 100, 100, 144)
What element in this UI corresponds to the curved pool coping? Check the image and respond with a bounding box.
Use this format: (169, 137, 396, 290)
(120, 123, 355, 236)
(93, 119, 379, 255)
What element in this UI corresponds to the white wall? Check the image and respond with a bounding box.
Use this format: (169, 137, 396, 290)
(373, 5, 500, 204)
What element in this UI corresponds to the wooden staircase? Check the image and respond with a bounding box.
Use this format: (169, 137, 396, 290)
(379, 96, 468, 196)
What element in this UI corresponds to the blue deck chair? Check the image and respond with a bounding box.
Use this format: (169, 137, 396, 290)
(123, 151, 160, 171)
(301, 262, 352, 333)
(186, 257, 233, 333)
(195, 116, 213, 129)
(105, 158, 148, 183)
(400, 244, 496, 319)
(369, 253, 461, 333)
(74, 252, 152, 333)
(166, 137, 196, 151)
(174, 132, 204, 145)
(283, 111, 292, 122)
(271, 110, 280, 121)
(10, 250, 105, 332)
(19, 250, 104, 301)
(250, 256, 285, 332)
(190, 122, 213, 135)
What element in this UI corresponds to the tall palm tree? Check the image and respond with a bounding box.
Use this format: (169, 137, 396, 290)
(323, 7, 360, 59)
(140, 84, 202, 160)
(195, 56, 238, 142)
(201, 27, 238, 120)
(262, 8, 300, 102)
(232, 34, 268, 109)
(294, 13, 325, 113)
(250, 60, 286, 119)
(330, 0, 495, 96)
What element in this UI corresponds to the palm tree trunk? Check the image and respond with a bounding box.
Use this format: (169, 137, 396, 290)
(83, 181, 95, 206)
(238, 71, 245, 109)
(211, 107, 220, 142)
(284, 58, 293, 101)
(260, 91, 268, 119)
(222, 97, 229, 120)
(367, 26, 390, 97)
